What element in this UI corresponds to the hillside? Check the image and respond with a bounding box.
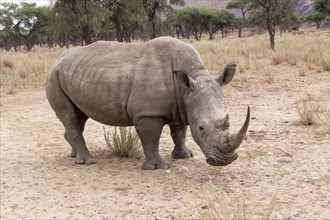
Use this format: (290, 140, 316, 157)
(182, 0, 314, 16)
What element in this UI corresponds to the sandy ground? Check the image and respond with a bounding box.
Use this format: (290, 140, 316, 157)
(1, 66, 329, 219)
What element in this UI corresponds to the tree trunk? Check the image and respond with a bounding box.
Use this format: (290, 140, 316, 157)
(194, 29, 198, 40)
(65, 33, 69, 48)
(180, 27, 185, 39)
(238, 27, 242, 38)
(267, 26, 275, 50)
(82, 25, 92, 45)
(113, 17, 123, 42)
(25, 40, 33, 52)
(220, 28, 225, 37)
(151, 19, 157, 39)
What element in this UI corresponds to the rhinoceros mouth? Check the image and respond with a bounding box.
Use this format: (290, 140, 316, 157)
(206, 150, 238, 166)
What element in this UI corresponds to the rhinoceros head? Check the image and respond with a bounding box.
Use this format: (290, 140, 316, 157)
(175, 64, 250, 166)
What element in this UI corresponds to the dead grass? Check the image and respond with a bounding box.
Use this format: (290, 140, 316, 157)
(1, 29, 328, 95)
(296, 93, 329, 129)
(2, 59, 14, 69)
(0, 47, 64, 95)
(192, 30, 330, 75)
(245, 148, 268, 160)
(199, 184, 277, 220)
(103, 126, 142, 158)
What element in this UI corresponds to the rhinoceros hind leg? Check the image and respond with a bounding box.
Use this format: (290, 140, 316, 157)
(135, 117, 168, 170)
(170, 124, 193, 159)
(63, 111, 96, 165)
(64, 132, 76, 158)
(47, 71, 95, 164)
(70, 148, 76, 158)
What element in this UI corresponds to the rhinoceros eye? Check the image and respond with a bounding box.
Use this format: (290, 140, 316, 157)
(199, 126, 204, 133)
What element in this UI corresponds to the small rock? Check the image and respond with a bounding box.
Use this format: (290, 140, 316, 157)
(201, 204, 208, 209)
(143, 197, 148, 201)
(200, 175, 212, 182)
(310, 176, 319, 180)
(179, 166, 189, 172)
(277, 159, 292, 164)
(166, 170, 171, 173)
(267, 152, 274, 156)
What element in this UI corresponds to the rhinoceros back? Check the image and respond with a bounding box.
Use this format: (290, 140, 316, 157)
(48, 38, 183, 126)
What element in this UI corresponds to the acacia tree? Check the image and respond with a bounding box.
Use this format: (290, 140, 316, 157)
(101, 0, 144, 42)
(0, 3, 22, 51)
(101, 0, 126, 42)
(120, 1, 144, 42)
(17, 3, 51, 51)
(54, 0, 102, 45)
(176, 7, 203, 40)
(306, 12, 324, 29)
(251, 0, 298, 50)
(315, 0, 330, 16)
(226, 0, 254, 37)
(307, 0, 330, 28)
(0, 2, 50, 51)
(199, 8, 237, 39)
(141, 0, 184, 39)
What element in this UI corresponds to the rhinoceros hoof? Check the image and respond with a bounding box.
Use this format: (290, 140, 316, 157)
(172, 146, 194, 159)
(143, 159, 168, 170)
(75, 157, 97, 165)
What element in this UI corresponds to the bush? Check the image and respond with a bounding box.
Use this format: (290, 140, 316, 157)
(296, 93, 329, 127)
(103, 126, 141, 158)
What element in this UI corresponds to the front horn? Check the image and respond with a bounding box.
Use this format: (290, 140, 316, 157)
(219, 106, 250, 154)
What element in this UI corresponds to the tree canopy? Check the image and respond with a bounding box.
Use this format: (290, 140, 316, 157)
(0, 0, 323, 51)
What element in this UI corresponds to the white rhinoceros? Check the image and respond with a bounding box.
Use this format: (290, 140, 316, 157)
(46, 36, 250, 169)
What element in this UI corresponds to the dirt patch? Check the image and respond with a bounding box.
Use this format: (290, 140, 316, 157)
(1, 68, 329, 219)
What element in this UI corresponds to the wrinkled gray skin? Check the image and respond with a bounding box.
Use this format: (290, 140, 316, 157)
(46, 36, 250, 169)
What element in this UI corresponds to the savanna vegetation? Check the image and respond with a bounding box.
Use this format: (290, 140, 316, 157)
(0, 0, 329, 51)
(1, 29, 329, 94)
(1, 2, 329, 219)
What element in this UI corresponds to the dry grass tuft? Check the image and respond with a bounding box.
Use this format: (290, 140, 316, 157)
(245, 148, 268, 160)
(103, 126, 142, 158)
(321, 55, 330, 71)
(199, 185, 277, 220)
(265, 67, 275, 84)
(299, 66, 307, 76)
(3, 59, 14, 69)
(296, 93, 329, 127)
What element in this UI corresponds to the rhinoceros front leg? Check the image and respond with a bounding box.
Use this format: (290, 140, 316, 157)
(170, 124, 193, 159)
(134, 117, 168, 169)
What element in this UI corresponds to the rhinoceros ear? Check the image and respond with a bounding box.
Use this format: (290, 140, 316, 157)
(216, 63, 236, 86)
(175, 71, 199, 93)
